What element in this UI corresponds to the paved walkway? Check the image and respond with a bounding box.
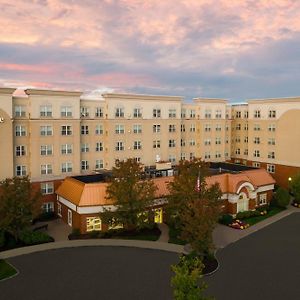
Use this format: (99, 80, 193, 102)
(157, 223, 170, 242)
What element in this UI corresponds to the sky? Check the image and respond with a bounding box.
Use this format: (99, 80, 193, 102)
(1, 0, 300, 102)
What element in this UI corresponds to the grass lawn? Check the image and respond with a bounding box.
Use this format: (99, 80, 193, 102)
(243, 207, 286, 226)
(0, 260, 17, 281)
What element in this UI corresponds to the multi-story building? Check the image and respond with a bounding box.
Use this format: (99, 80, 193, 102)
(1, 88, 299, 213)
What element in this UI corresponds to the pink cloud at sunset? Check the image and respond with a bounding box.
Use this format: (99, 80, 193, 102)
(0, 0, 300, 101)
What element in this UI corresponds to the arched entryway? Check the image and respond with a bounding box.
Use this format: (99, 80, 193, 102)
(237, 192, 249, 213)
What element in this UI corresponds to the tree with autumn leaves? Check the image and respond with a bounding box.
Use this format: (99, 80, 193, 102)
(167, 158, 222, 256)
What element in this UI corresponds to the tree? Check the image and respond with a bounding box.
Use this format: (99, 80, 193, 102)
(167, 158, 222, 255)
(291, 172, 300, 203)
(0, 176, 41, 241)
(171, 254, 211, 300)
(274, 187, 290, 208)
(101, 159, 157, 230)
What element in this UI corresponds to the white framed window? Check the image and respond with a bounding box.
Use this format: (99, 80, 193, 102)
(61, 144, 72, 155)
(16, 165, 26, 176)
(181, 139, 186, 147)
(41, 182, 54, 195)
(189, 109, 196, 118)
(215, 151, 221, 158)
(244, 111, 249, 118)
(215, 124, 222, 131)
(40, 145, 53, 156)
(40, 125, 53, 136)
(153, 124, 161, 133)
(133, 108, 142, 118)
(204, 152, 211, 159)
(189, 152, 195, 160)
(153, 108, 161, 118)
(81, 160, 89, 170)
(268, 110, 276, 118)
(244, 136, 248, 143)
(180, 153, 186, 160)
(14, 106, 26, 117)
(204, 109, 211, 119)
(190, 124, 196, 132)
(80, 106, 90, 117)
(133, 141, 142, 150)
(153, 140, 161, 148)
(57, 202, 62, 217)
(81, 143, 89, 153)
(235, 136, 241, 143)
(235, 148, 240, 155)
(254, 150, 260, 157)
(226, 124, 229, 131)
(189, 139, 195, 146)
(169, 124, 176, 133)
(15, 125, 26, 136)
(204, 139, 211, 146)
(181, 109, 186, 118)
(115, 124, 125, 134)
(168, 154, 176, 164)
(61, 125, 72, 136)
(268, 124, 276, 132)
(42, 202, 54, 213)
(254, 137, 260, 144)
(181, 124, 185, 132)
(61, 162, 72, 173)
(253, 162, 260, 168)
(133, 124, 142, 134)
(169, 108, 176, 118)
(95, 124, 104, 135)
(259, 193, 267, 205)
(96, 142, 103, 152)
(95, 107, 103, 118)
(236, 124, 241, 130)
(86, 217, 102, 232)
(267, 164, 275, 173)
(68, 209, 72, 226)
(254, 124, 261, 131)
(115, 107, 124, 118)
(254, 110, 261, 118)
(115, 141, 124, 151)
(268, 138, 275, 145)
(40, 105, 52, 117)
(134, 157, 141, 163)
(235, 111, 241, 118)
(268, 151, 275, 159)
(61, 106, 72, 117)
(41, 164, 52, 175)
(215, 110, 222, 118)
(81, 125, 89, 135)
(15, 145, 26, 156)
(244, 124, 249, 130)
(244, 149, 248, 155)
(204, 124, 211, 132)
(95, 159, 104, 169)
(169, 139, 176, 148)
(215, 137, 221, 145)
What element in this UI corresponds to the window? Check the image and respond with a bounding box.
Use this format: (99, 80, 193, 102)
(153, 108, 161, 118)
(43, 202, 54, 213)
(190, 153, 195, 160)
(268, 124, 276, 132)
(57, 203, 62, 217)
(268, 138, 275, 145)
(40, 145, 53, 156)
(215, 110, 222, 118)
(169, 108, 176, 118)
(16, 165, 26, 176)
(15, 145, 26, 156)
(133, 108, 142, 118)
(204, 139, 211, 146)
(134, 157, 141, 163)
(235, 148, 240, 155)
(215, 124, 222, 131)
(169, 139, 176, 148)
(204, 124, 211, 132)
(254, 124, 261, 131)
(115, 141, 124, 151)
(268, 151, 275, 159)
(254, 110, 261, 118)
(95, 142, 103, 152)
(204, 152, 211, 159)
(61, 144, 72, 155)
(268, 110, 276, 118)
(81, 143, 89, 153)
(41, 164, 52, 175)
(181, 139, 186, 147)
(14, 106, 26, 117)
(86, 217, 102, 232)
(267, 164, 275, 173)
(244, 136, 248, 143)
(253, 162, 260, 168)
(95, 159, 104, 169)
(244, 124, 248, 130)
(180, 153, 186, 160)
(80, 106, 89, 117)
(189, 139, 195, 146)
(225, 137, 229, 144)
(259, 193, 267, 205)
(235, 136, 241, 143)
(169, 124, 176, 132)
(215, 151, 221, 158)
(235, 111, 241, 118)
(61, 162, 72, 173)
(95, 107, 103, 118)
(244, 111, 249, 118)
(153, 124, 161, 133)
(215, 137, 221, 145)
(133, 124, 142, 134)
(95, 124, 104, 135)
(40, 105, 52, 117)
(190, 124, 196, 132)
(115, 124, 125, 134)
(115, 107, 124, 118)
(168, 155, 176, 163)
(254, 150, 260, 157)
(61, 106, 72, 117)
(181, 109, 186, 118)
(15, 125, 26, 136)
(236, 124, 241, 130)
(40, 125, 53, 136)
(254, 137, 260, 144)
(226, 124, 229, 131)
(153, 140, 160, 148)
(244, 149, 248, 155)
(81, 125, 89, 135)
(204, 109, 211, 119)
(181, 124, 185, 132)
(133, 141, 142, 150)
(41, 182, 54, 195)
(81, 160, 89, 170)
(61, 125, 72, 136)
(189, 109, 196, 118)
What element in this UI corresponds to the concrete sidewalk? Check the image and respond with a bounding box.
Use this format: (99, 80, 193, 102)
(157, 223, 170, 243)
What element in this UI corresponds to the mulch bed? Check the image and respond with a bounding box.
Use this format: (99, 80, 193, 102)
(202, 256, 218, 275)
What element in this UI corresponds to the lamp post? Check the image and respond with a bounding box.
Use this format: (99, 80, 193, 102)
(288, 177, 292, 195)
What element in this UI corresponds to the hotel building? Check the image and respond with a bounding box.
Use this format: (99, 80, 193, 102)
(0, 87, 299, 216)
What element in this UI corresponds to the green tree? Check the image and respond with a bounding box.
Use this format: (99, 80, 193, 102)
(101, 159, 157, 230)
(274, 187, 290, 208)
(0, 176, 41, 241)
(167, 158, 222, 255)
(171, 254, 211, 300)
(291, 172, 300, 203)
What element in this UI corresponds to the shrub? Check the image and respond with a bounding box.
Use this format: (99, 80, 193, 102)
(274, 187, 290, 208)
(72, 228, 81, 236)
(19, 230, 54, 245)
(88, 230, 100, 238)
(219, 214, 233, 225)
(256, 205, 270, 212)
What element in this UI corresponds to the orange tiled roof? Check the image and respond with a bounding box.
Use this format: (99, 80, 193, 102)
(242, 169, 275, 186)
